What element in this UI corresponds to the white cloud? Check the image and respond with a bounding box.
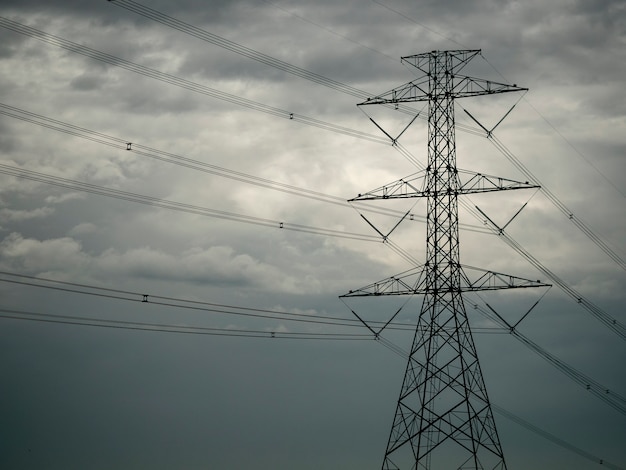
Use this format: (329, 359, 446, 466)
(44, 192, 85, 204)
(0, 206, 54, 221)
(0, 232, 88, 273)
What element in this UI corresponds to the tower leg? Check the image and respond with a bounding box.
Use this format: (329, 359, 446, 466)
(382, 291, 506, 469)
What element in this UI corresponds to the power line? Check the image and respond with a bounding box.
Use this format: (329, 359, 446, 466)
(0, 270, 385, 328)
(5, 269, 623, 415)
(107, 0, 370, 100)
(0, 102, 493, 235)
(524, 98, 625, 199)
(0, 308, 372, 341)
(0, 16, 387, 145)
(0, 16, 489, 146)
(0, 270, 505, 334)
(0, 162, 380, 242)
(104, 1, 493, 136)
(0, 278, 370, 329)
(0, 103, 351, 207)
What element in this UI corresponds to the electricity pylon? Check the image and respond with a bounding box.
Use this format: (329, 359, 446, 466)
(342, 50, 549, 469)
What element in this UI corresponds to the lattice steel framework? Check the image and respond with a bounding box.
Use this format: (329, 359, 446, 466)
(342, 50, 547, 469)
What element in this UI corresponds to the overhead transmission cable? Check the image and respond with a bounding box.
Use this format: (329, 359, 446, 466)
(489, 133, 625, 270)
(102, 2, 488, 136)
(106, 0, 371, 100)
(0, 17, 386, 145)
(0, 270, 503, 334)
(0, 16, 485, 143)
(2, 269, 621, 410)
(11, 267, 624, 414)
(0, 272, 376, 329)
(0, 103, 349, 207)
(0, 163, 378, 243)
(0, 308, 373, 341)
(4, 270, 624, 419)
(495, 227, 625, 339)
(0, 164, 376, 243)
(0, 102, 492, 235)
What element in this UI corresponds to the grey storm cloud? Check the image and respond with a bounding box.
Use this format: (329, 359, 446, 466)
(0, 1, 624, 469)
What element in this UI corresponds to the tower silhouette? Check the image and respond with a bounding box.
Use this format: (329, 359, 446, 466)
(342, 50, 548, 469)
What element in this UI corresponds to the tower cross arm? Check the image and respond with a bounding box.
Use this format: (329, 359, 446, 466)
(457, 169, 539, 194)
(348, 171, 427, 201)
(461, 265, 551, 292)
(358, 77, 432, 105)
(340, 265, 550, 298)
(340, 265, 427, 297)
(358, 75, 526, 106)
(452, 75, 528, 98)
(348, 170, 539, 202)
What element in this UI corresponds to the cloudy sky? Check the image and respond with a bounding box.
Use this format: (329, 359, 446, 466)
(1, 0, 625, 468)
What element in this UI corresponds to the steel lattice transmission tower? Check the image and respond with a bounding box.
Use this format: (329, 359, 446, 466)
(341, 50, 548, 469)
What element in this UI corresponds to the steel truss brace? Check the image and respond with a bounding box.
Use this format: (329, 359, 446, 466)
(341, 264, 550, 298)
(349, 169, 538, 201)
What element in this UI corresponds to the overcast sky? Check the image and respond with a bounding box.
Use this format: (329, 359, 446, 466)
(0, 1, 625, 469)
